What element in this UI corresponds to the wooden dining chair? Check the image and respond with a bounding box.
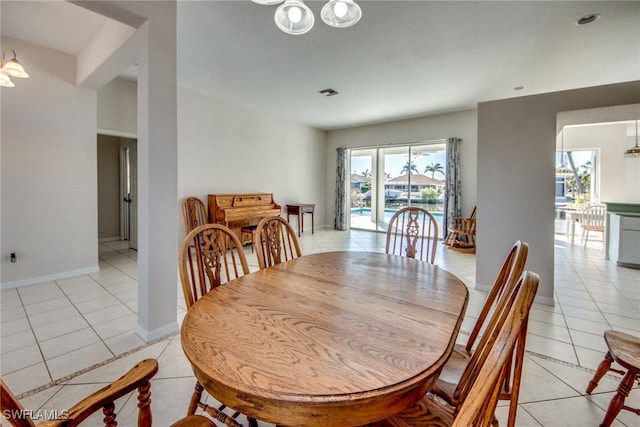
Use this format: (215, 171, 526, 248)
(182, 197, 208, 233)
(179, 223, 249, 307)
(373, 271, 539, 427)
(431, 240, 529, 427)
(585, 330, 640, 427)
(178, 224, 256, 427)
(0, 359, 215, 427)
(385, 207, 439, 264)
(253, 216, 302, 270)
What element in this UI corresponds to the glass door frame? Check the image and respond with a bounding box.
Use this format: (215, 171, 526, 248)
(349, 141, 447, 232)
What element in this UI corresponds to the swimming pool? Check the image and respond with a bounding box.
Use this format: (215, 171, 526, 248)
(351, 207, 443, 221)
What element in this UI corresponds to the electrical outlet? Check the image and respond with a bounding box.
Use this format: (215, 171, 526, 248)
(9, 252, 17, 263)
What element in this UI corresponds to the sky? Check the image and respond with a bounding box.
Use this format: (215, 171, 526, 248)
(351, 146, 447, 179)
(557, 150, 594, 171)
(352, 146, 593, 181)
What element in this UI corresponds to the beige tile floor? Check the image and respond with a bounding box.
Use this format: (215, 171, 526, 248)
(1, 226, 639, 426)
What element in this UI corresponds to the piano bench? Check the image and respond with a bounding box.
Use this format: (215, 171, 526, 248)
(241, 225, 258, 253)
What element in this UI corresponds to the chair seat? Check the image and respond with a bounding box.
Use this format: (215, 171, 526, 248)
(377, 394, 454, 427)
(586, 330, 640, 426)
(170, 415, 216, 427)
(431, 344, 470, 403)
(604, 330, 640, 370)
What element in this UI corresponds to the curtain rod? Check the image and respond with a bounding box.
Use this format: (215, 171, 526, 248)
(347, 138, 453, 151)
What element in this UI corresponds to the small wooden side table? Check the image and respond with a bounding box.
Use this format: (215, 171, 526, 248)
(287, 203, 315, 237)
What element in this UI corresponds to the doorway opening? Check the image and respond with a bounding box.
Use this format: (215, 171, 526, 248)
(555, 125, 600, 245)
(97, 134, 138, 250)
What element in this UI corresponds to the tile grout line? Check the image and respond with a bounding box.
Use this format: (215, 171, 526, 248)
(15, 331, 179, 400)
(12, 243, 149, 399)
(11, 284, 56, 387)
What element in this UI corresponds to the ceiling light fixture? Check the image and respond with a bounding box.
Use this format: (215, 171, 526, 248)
(556, 128, 572, 176)
(1, 49, 29, 88)
(253, 0, 362, 35)
(321, 0, 362, 28)
(624, 120, 640, 158)
(274, 0, 315, 35)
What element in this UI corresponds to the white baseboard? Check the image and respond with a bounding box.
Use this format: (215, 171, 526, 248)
(135, 322, 179, 342)
(1, 266, 101, 290)
(533, 294, 555, 306)
(98, 236, 122, 243)
(473, 282, 555, 306)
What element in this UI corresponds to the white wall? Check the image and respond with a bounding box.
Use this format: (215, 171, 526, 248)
(1, 37, 99, 288)
(325, 110, 478, 227)
(562, 123, 637, 203)
(177, 87, 327, 240)
(97, 77, 137, 133)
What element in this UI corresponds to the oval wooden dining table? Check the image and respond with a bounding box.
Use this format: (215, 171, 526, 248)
(180, 251, 469, 427)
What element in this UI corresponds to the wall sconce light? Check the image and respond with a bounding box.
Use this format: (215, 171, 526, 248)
(1, 49, 30, 88)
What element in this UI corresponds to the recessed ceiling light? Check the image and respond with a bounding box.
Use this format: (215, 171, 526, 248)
(319, 88, 338, 97)
(514, 86, 526, 91)
(575, 13, 600, 26)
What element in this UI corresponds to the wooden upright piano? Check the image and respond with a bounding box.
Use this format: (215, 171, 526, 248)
(208, 193, 282, 243)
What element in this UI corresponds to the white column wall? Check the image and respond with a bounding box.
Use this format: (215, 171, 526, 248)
(73, 0, 180, 340)
(134, 12, 179, 341)
(477, 81, 640, 304)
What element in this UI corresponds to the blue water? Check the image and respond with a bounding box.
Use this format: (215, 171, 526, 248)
(351, 208, 443, 221)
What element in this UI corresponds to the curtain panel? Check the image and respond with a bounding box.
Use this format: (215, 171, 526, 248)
(334, 147, 348, 230)
(444, 138, 462, 235)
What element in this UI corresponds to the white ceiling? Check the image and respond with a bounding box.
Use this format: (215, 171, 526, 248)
(2, 1, 639, 130)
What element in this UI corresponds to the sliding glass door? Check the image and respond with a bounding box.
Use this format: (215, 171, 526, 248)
(349, 143, 446, 232)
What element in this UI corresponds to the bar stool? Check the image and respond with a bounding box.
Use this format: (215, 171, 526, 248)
(241, 224, 258, 252)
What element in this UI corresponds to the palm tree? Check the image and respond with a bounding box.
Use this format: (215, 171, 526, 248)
(401, 161, 419, 175)
(425, 162, 444, 179)
(579, 160, 592, 194)
(566, 152, 583, 194)
(580, 160, 592, 175)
